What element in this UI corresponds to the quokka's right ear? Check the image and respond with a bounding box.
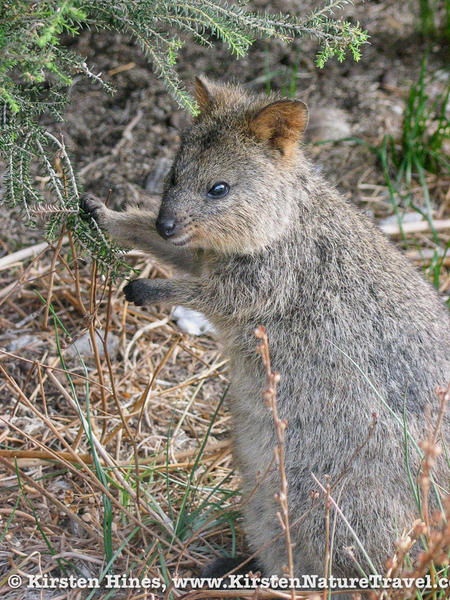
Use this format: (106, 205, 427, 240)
(249, 99, 309, 157)
(194, 76, 214, 114)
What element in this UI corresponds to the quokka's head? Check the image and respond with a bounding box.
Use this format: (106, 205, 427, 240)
(156, 77, 308, 254)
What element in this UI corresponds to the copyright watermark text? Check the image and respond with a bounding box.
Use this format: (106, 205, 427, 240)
(5, 572, 449, 592)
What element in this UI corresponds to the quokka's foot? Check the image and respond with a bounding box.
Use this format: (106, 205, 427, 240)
(200, 556, 261, 579)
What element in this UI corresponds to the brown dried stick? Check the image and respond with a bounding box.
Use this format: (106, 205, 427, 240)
(255, 326, 295, 595)
(42, 226, 66, 330)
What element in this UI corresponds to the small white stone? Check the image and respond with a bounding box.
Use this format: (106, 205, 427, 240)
(379, 211, 423, 227)
(172, 306, 215, 336)
(7, 334, 42, 352)
(306, 107, 351, 141)
(66, 330, 119, 359)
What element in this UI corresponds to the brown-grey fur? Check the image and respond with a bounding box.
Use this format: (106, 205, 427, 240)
(81, 78, 449, 578)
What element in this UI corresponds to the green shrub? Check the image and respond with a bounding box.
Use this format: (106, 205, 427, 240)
(0, 0, 368, 277)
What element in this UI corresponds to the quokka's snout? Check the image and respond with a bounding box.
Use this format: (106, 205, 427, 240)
(155, 194, 196, 246)
(155, 213, 176, 239)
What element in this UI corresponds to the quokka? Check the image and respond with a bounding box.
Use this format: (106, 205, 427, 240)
(82, 77, 449, 578)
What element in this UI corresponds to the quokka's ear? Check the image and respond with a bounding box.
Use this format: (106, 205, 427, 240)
(194, 76, 214, 114)
(249, 100, 308, 156)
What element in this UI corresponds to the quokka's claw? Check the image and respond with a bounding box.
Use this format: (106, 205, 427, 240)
(80, 195, 103, 223)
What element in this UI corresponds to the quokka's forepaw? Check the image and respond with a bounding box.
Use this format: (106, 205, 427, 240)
(123, 280, 150, 306)
(124, 279, 172, 306)
(80, 195, 104, 224)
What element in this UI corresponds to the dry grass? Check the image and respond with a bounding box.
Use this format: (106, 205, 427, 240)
(0, 228, 448, 600)
(0, 233, 241, 599)
(371, 384, 450, 600)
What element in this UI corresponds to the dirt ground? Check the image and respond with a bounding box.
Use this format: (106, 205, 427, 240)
(0, 1, 449, 598)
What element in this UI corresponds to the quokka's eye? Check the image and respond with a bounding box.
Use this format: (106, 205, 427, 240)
(207, 182, 230, 199)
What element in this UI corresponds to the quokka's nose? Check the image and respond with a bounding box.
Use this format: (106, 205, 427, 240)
(156, 216, 176, 239)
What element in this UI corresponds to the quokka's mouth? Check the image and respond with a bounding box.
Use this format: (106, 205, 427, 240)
(171, 234, 193, 247)
(168, 221, 196, 247)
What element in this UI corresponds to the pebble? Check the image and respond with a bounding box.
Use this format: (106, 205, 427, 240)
(306, 106, 351, 141)
(379, 211, 423, 227)
(144, 157, 172, 194)
(66, 330, 119, 360)
(7, 335, 42, 352)
(173, 306, 216, 336)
